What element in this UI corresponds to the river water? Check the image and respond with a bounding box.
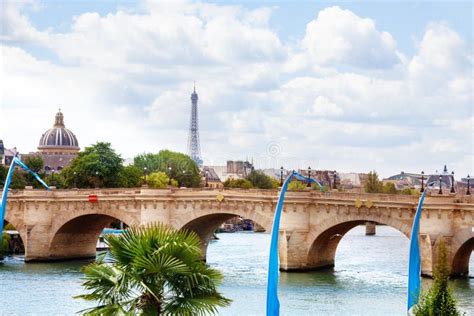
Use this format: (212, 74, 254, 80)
(0, 226, 472, 315)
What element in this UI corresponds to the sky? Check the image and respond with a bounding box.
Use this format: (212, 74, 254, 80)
(0, 0, 473, 177)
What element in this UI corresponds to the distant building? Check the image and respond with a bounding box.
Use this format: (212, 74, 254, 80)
(338, 172, 365, 189)
(383, 171, 422, 189)
(298, 169, 339, 188)
(0, 140, 4, 165)
(3, 147, 19, 167)
(425, 165, 455, 192)
(202, 167, 223, 188)
(37, 109, 80, 173)
(207, 160, 254, 181)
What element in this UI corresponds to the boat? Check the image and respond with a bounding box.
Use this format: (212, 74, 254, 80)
(96, 228, 123, 250)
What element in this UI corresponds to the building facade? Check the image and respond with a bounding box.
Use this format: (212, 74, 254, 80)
(37, 110, 80, 173)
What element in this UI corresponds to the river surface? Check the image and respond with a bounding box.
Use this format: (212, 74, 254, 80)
(0, 226, 472, 315)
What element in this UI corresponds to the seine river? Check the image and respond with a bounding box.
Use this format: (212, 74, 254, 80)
(0, 226, 472, 315)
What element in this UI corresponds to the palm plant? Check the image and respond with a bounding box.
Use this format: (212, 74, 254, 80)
(76, 223, 231, 315)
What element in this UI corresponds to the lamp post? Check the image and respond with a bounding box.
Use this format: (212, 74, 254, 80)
(143, 167, 148, 186)
(438, 175, 443, 195)
(420, 171, 425, 192)
(73, 171, 77, 189)
(51, 169, 55, 187)
(168, 166, 172, 185)
(467, 175, 471, 195)
(95, 171, 99, 188)
(333, 170, 337, 190)
(205, 170, 209, 188)
(280, 166, 284, 187)
(307, 166, 312, 187)
(450, 171, 455, 193)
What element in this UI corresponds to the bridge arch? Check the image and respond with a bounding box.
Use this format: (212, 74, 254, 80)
(48, 209, 139, 261)
(173, 208, 273, 259)
(3, 215, 27, 255)
(305, 212, 432, 273)
(451, 227, 474, 277)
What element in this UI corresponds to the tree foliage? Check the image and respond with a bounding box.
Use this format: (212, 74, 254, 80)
(147, 172, 177, 189)
(61, 142, 124, 188)
(10, 170, 27, 189)
(364, 171, 417, 195)
(413, 239, 463, 316)
(118, 165, 144, 188)
(245, 171, 277, 189)
(223, 178, 253, 189)
(76, 223, 231, 315)
(0, 165, 7, 188)
(364, 171, 383, 193)
(288, 180, 307, 191)
(134, 150, 201, 188)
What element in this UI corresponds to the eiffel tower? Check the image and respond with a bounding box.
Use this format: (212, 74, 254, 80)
(187, 83, 203, 167)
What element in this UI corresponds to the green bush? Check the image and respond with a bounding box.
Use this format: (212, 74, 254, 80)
(413, 239, 463, 316)
(223, 178, 253, 189)
(147, 171, 177, 189)
(245, 171, 277, 189)
(288, 180, 306, 191)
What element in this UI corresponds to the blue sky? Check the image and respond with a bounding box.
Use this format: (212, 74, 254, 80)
(1, 0, 473, 177)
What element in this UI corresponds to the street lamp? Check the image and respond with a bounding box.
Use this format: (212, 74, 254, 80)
(168, 166, 172, 185)
(73, 171, 77, 188)
(450, 171, 455, 193)
(333, 170, 337, 190)
(280, 166, 284, 187)
(95, 171, 99, 188)
(51, 168, 55, 187)
(181, 170, 187, 188)
(307, 166, 312, 187)
(143, 167, 148, 186)
(467, 175, 471, 195)
(438, 175, 443, 195)
(420, 171, 425, 193)
(205, 170, 209, 188)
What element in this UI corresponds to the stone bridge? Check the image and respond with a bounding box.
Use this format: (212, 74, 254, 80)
(4, 188, 474, 277)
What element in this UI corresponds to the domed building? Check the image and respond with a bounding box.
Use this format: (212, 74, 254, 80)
(38, 110, 80, 173)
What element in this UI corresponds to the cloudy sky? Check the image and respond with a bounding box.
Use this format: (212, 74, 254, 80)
(1, 0, 472, 177)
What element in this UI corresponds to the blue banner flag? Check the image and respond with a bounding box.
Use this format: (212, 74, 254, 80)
(0, 157, 50, 234)
(407, 189, 427, 311)
(266, 171, 323, 316)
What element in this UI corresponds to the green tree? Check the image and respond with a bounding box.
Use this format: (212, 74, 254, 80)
(24, 155, 44, 173)
(414, 239, 463, 316)
(223, 178, 253, 189)
(46, 172, 67, 189)
(364, 171, 383, 193)
(0, 165, 7, 187)
(245, 171, 277, 189)
(288, 180, 306, 191)
(76, 223, 231, 315)
(134, 150, 201, 188)
(62, 142, 124, 188)
(10, 170, 27, 189)
(147, 172, 176, 189)
(24, 155, 47, 188)
(118, 165, 144, 188)
(382, 182, 398, 194)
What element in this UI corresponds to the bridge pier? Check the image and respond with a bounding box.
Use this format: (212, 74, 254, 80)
(365, 222, 376, 235)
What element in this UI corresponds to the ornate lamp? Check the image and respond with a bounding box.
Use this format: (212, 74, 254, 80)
(307, 166, 312, 187)
(420, 171, 424, 193)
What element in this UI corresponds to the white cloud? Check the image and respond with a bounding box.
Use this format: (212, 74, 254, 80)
(309, 96, 343, 117)
(0, 3, 472, 177)
(302, 6, 400, 69)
